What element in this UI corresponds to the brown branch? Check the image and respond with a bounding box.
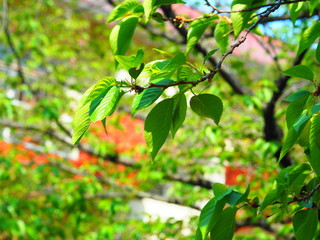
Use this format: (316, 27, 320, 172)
(144, 3, 282, 93)
(205, 0, 307, 14)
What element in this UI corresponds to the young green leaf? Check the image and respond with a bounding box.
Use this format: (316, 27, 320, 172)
(131, 79, 174, 115)
(297, 21, 320, 57)
(90, 86, 124, 121)
(214, 18, 230, 53)
(199, 198, 226, 239)
(72, 103, 91, 145)
(115, 48, 144, 71)
(282, 65, 314, 82)
(289, 2, 304, 24)
(82, 77, 117, 106)
(190, 94, 223, 125)
(171, 93, 187, 138)
(293, 209, 318, 240)
(203, 49, 219, 64)
(144, 98, 174, 160)
(154, 0, 185, 5)
(150, 52, 186, 80)
(143, 0, 156, 23)
(210, 207, 238, 240)
(309, 114, 320, 176)
(186, 18, 214, 55)
(231, 0, 252, 38)
(308, 0, 319, 15)
(110, 16, 139, 57)
(107, 0, 142, 23)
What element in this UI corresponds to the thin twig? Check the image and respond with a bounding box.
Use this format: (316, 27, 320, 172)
(138, 2, 282, 92)
(2, 0, 31, 97)
(205, 0, 306, 14)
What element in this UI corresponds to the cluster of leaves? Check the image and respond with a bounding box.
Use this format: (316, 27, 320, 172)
(72, 0, 320, 239)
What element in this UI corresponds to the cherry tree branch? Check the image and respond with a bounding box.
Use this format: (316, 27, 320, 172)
(205, 0, 306, 14)
(137, 2, 282, 93)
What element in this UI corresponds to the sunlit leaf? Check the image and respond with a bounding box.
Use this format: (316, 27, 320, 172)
(90, 86, 124, 121)
(186, 18, 215, 55)
(108, 0, 142, 23)
(110, 16, 138, 57)
(297, 21, 320, 57)
(282, 65, 314, 82)
(214, 18, 230, 53)
(72, 103, 91, 145)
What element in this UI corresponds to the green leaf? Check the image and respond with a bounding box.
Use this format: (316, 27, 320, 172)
(289, 2, 304, 24)
(203, 49, 219, 63)
(316, 41, 320, 63)
(110, 16, 138, 57)
(131, 79, 174, 115)
(171, 93, 187, 138)
(196, 227, 203, 240)
(293, 112, 310, 132)
(90, 86, 124, 121)
(210, 207, 238, 240)
(293, 209, 318, 240)
(177, 65, 202, 81)
(231, 0, 252, 38)
(284, 90, 311, 102)
(190, 94, 223, 125)
(72, 103, 91, 145)
(226, 185, 250, 206)
(309, 114, 320, 176)
(143, 0, 156, 23)
(129, 63, 145, 79)
(308, 0, 319, 15)
(213, 183, 233, 200)
(298, 120, 311, 148)
(108, 0, 142, 23)
(260, 188, 280, 211)
(186, 18, 214, 55)
(282, 65, 314, 82)
(214, 19, 230, 53)
(115, 48, 144, 71)
(83, 77, 117, 106)
(312, 103, 320, 114)
(199, 198, 226, 239)
(154, 0, 185, 5)
(150, 52, 186, 80)
(297, 21, 320, 57)
(286, 95, 309, 129)
(144, 98, 174, 160)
